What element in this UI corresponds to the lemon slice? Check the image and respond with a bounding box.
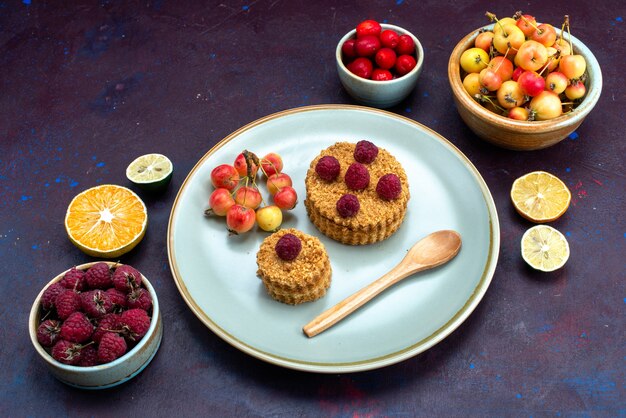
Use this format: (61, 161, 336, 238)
(510, 171, 571, 223)
(521, 225, 570, 272)
(65, 184, 148, 258)
(126, 153, 173, 192)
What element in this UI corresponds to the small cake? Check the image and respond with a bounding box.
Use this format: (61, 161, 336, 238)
(305, 141, 410, 245)
(256, 228, 331, 305)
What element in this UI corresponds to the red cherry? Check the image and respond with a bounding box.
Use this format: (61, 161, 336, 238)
(374, 48, 397, 70)
(341, 39, 357, 59)
(356, 19, 381, 38)
(396, 35, 415, 55)
(512, 66, 524, 82)
(355, 35, 381, 57)
(371, 69, 393, 81)
(347, 57, 373, 79)
(395, 54, 417, 76)
(380, 29, 399, 49)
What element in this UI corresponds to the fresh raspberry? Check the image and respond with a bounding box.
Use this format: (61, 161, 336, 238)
(344, 162, 370, 190)
(97, 332, 127, 364)
(81, 289, 113, 318)
(119, 308, 151, 342)
(92, 313, 121, 343)
(354, 140, 379, 164)
(275, 233, 302, 261)
(41, 282, 65, 310)
(60, 312, 94, 343)
(37, 319, 61, 347)
(105, 288, 127, 312)
(77, 344, 98, 367)
(55, 290, 82, 320)
(315, 156, 341, 182)
(60, 267, 86, 291)
(336, 194, 360, 218)
(85, 262, 113, 289)
(376, 173, 402, 200)
(127, 288, 152, 311)
(112, 265, 143, 292)
(51, 340, 84, 365)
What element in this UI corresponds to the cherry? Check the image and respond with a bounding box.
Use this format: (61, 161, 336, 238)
(260, 152, 283, 177)
(347, 57, 373, 79)
(355, 35, 381, 57)
(518, 71, 545, 97)
(206, 188, 235, 217)
(356, 19, 381, 38)
(211, 164, 239, 191)
(380, 29, 399, 48)
(226, 204, 256, 235)
(375, 48, 396, 70)
(274, 186, 297, 210)
(266, 173, 292, 195)
(395, 35, 415, 55)
(372, 69, 393, 81)
(395, 55, 417, 76)
(341, 39, 357, 60)
(255, 205, 283, 232)
(234, 186, 262, 210)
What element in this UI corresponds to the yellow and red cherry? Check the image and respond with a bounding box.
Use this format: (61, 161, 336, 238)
(226, 204, 256, 235)
(493, 23, 525, 56)
(488, 56, 514, 81)
(531, 23, 557, 47)
(234, 186, 262, 210)
(267, 173, 292, 196)
(518, 71, 545, 97)
(211, 164, 240, 191)
(274, 186, 298, 210)
(514, 40, 548, 72)
(255, 205, 283, 232)
(545, 72, 568, 95)
(565, 80, 586, 100)
(559, 54, 586, 80)
(508, 106, 530, 121)
(460, 47, 489, 73)
(529, 91, 562, 120)
(516, 14, 537, 37)
(463, 73, 482, 96)
(497, 80, 526, 109)
(206, 188, 235, 216)
(475, 31, 494, 52)
(260, 153, 283, 177)
(479, 68, 502, 91)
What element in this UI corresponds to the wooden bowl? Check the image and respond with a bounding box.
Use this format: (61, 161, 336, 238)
(448, 25, 602, 150)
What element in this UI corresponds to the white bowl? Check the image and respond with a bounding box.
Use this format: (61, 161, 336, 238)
(336, 23, 424, 108)
(28, 261, 162, 389)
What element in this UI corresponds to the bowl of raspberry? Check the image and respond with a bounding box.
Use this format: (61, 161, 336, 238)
(28, 261, 162, 389)
(336, 20, 424, 108)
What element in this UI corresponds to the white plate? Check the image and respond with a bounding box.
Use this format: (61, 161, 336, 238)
(167, 105, 500, 373)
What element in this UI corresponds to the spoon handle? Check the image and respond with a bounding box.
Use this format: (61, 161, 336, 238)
(302, 262, 424, 338)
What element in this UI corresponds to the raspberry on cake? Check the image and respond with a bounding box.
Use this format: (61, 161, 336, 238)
(256, 228, 332, 305)
(305, 141, 410, 245)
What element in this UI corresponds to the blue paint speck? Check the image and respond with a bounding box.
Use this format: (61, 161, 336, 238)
(617, 17, 623, 22)
(96, 162, 105, 167)
(23, 0, 31, 4)
(396, 0, 404, 4)
(565, 167, 571, 172)
(92, 155, 97, 160)
(405, 107, 412, 113)
(57, 147, 63, 151)
(516, 393, 522, 399)
(44, 182, 49, 187)
(70, 180, 79, 187)
(569, 131, 579, 140)
(55, 177, 62, 183)
(469, 363, 475, 369)
(20, 195, 31, 201)
(31, 244, 39, 250)
(242, 5, 249, 11)
(565, 231, 571, 237)
(580, 332, 587, 338)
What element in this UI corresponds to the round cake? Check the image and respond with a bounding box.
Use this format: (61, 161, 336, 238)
(305, 141, 410, 245)
(256, 228, 331, 305)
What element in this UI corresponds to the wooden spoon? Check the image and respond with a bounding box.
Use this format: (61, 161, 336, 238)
(303, 230, 462, 338)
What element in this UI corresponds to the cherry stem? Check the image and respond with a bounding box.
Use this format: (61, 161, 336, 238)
(486, 11, 506, 35)
(564, 15, 573, 52)
(514, 10, 541, 32)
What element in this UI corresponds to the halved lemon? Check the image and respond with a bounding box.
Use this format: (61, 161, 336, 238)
(126, 153, 173, 192)
(65, 184, 148, 258)
(521, 225, 570, 272)
(510, 171, 571, 223)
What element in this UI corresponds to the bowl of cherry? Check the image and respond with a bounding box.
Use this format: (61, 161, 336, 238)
(337, 20, 424, 109)
(28, 261, 162, 389)
(447, 11, 602, 150)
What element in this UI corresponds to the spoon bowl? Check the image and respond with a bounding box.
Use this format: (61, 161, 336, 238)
(303, 230, 461, 338)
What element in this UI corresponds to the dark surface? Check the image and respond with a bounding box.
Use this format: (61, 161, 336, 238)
(1, 0, 624, 416)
